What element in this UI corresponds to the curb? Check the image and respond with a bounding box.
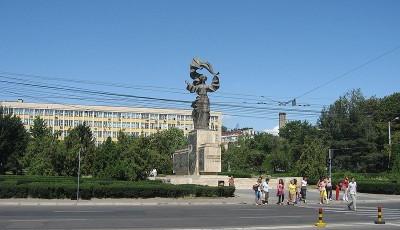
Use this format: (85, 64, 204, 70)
(0, 201, 249, 206)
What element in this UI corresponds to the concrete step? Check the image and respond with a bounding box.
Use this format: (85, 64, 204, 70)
(157, 176, 302, 190)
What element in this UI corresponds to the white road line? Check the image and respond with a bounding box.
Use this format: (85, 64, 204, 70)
(378, 217, 400, 220)
(167, 222, 396, 229)
(6, 218, 88, 222)
(54, 210, 106, 213)
(239, 215, 305, 219)
(304, 206, 400, 213)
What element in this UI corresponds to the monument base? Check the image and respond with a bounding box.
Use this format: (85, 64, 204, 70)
(173, 129, 221, 175)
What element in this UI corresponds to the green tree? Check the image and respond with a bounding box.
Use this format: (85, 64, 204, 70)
(92, 137, 116, 177)
(0, 107, 28, 174)
(23, 117, 58, 175)
(221, 140, 250, 172)
(318, 89, 384, 172)
(147, 128, 187, 174)
(279, 120, 319, 161)
(268, 138, 292, 173)
(295, 137, 327, 181)
(63, 123, 95, 176)
(390, 132, 400, 176)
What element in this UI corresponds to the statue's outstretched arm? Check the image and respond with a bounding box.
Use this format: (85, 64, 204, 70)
(207, 75, 220, 92)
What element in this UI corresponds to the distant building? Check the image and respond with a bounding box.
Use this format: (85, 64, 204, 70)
(221, 128, 257, 150)
(1, 100, 222, 145)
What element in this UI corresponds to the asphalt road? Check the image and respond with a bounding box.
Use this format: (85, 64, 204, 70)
(1, 202, 400, 230)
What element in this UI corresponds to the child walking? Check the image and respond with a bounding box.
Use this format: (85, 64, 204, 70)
(287, 179, 297, 205)
(276, 179, 285, 205)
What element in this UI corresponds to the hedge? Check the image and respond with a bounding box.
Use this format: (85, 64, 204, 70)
(356, 181, 400, 195)
(306, 179, 400, 195)
(0, 176, 235, 199)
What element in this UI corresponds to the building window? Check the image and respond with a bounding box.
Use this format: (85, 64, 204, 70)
(34, 109, 44, 116)
(112, 122, 121, 128)
(94, 111, 103, 118)
(94, 121, 102, 127)
(131, 122, 139, 128)
(103, 112, 112, 118)
(25, 109, 34, 115)
(168, 114, 177, 120)
(150, 114, 158, 120)
(55, 110, 63, 116)
(45, 109, 53, 116)
(85, 120, 93, 127)
(65, 110, 73, 117)
(150, 123, 158, 129)
(84, 111, 93, 117)
(14, 108, 24, 115)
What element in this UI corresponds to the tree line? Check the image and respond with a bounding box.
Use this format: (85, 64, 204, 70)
(222, 89, 400, 180)
(0, 107, 187, 180)
(1, 89, 399, 181)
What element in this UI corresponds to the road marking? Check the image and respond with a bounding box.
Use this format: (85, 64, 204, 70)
(54, 210, 106, 213)
(166, 222, 395, 229)
(6, 218, 88, 222)
(299, 205, 400, 223)
(239, 215, 305, 219)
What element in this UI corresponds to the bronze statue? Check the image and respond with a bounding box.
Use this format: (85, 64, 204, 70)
(186, 58, 220, 130)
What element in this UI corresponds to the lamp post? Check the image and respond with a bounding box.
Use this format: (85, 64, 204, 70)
(328, 149, 333, 180)
(76, 147, 81, 201)
(388, 117, 399, 168)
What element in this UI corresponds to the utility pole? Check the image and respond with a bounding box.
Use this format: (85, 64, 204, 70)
(76, 147, 81, 201)
(328, 149, 333, 180)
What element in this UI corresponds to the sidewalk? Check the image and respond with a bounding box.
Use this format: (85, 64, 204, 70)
(0, 197, 248, 206)
(0, 189, 398, 206)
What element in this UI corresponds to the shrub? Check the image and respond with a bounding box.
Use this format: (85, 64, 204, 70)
(357, 181, 400, 195)
(0, 176, 235, 199)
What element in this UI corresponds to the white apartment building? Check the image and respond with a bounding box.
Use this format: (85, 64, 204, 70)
(1, 100, 222, 145)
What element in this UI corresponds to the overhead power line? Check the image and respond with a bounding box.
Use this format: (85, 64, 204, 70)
(0, 70, 283, 103)
(295, 45, 400, 99)
(0, 75, 323, 114)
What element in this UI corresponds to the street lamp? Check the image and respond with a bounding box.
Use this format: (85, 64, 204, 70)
(328, 149, 334, 180)
(388, 116, 399, 168)
(76, 147, 82, 202)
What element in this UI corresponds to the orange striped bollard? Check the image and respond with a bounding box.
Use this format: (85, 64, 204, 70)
(314, 208, 327, 228)
(374, 206, 385, 224)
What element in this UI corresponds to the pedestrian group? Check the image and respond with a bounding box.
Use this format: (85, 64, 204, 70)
(251, 175, 357, 211)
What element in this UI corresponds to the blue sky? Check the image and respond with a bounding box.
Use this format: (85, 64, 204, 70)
(0, 0, 399, 131)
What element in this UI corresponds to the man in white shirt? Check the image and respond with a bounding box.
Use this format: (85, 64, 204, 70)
(347, 177, 357, 211)
(301, 176, 308, 203)
(262, 178, 270, 205)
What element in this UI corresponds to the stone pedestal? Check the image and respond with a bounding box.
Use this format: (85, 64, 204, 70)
(173, 129, 221, 175)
